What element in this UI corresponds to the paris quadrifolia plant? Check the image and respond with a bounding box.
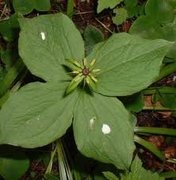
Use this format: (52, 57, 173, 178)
(0, 13, 173, 170)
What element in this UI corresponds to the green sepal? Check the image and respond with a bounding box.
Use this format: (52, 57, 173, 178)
(85, 75, 97, 91)
(64, 59, 82, 71)
(66, 74, 84, 95)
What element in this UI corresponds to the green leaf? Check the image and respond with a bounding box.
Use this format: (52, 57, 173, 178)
(153, 87, 176, 109)
(145, 0, 174, 24)
(19, 13, 84, 82)
(159, 94, 176, 109)
(13, 0, 51, 15)
(97, 0, 123, 13)
(0, 82, 78, 148)
(13, 0, 33, 15)
(88, 33, 172, 96)
(84, 25, 104, 55)
(0, 59, 25, 97)
(73, 92, 135, 170)
(34, 0, 51, 11)
(45, 174, 59, 180)
(121, 156, 164, 180)
(161, 171, 176, 178)
(134, 127, 176, 136)
(159, 18, 176, 59)
(129, 2, 176, 60)
(67, 0, 74, 17)
(0, 151, 29, 180)
(103, 171, 119, 180)
(168, 0, 176, 8)
(0, 91, 10, 109)
(112, 8, 128, 25)
(124, 0, 140, 17)
(134, 135, 164, 160)
(119, 93, 144, 113)
(129, 16, 163, 39)
(0, 67, 5, 82)
(130, 16, 176, 59)
(1, 48, 18, 69)
(0, 14, 19, 42)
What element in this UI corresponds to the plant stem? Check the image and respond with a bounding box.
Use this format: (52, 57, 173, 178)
(143, 87, 176, 95)
(156, 62, 176, 82)
(61, 140, 82, 180)
(0, 59, 25, 97)
(95, 18, 113, 34)
(134, 135, 165, 161)
(134, 127, 176, 136)
(0, 69, 27, 108)
(56, 139, 73, 180)
(67, 0, 74, 17)
(143, 103, 176, 110)
(45, 143, 57, 174)
(143, 106, 167, 110)
(142, 106, 172, 111)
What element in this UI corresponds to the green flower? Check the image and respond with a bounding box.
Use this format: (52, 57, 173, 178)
(65, 58, 100, 94)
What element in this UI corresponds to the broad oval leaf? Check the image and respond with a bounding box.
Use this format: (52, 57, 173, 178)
(145, 0, 174, 24)
(0, 151, 29, 180)
(129, 2, 176, 60)
(13, 0, 51, 15)
(97, 0, 123, 13)
(84, 25, 104, 55)
(87, 33, 172, 96)
(0, 14, 19, 42)
(124, 0, 140, 18)
(130, 17, 176, 59)
(0, 82, 78, 148)
(19, 13, 84, 82)
(34, 0, 51, 11)
(13, 0, 33, 15)
(129, 16, 164, 39)
(73, 92, 135, 170)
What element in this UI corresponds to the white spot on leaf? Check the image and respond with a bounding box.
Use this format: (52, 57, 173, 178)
(40, 32, 46, 40)
(101, 124, 111, 134)
(36, 115, 40, 121)
(89, 117, 96, 129)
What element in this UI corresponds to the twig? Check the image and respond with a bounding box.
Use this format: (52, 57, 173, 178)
(75, 10, 94, 15)
(95, 17, 113, 34)
(0, 4, 7, 19)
